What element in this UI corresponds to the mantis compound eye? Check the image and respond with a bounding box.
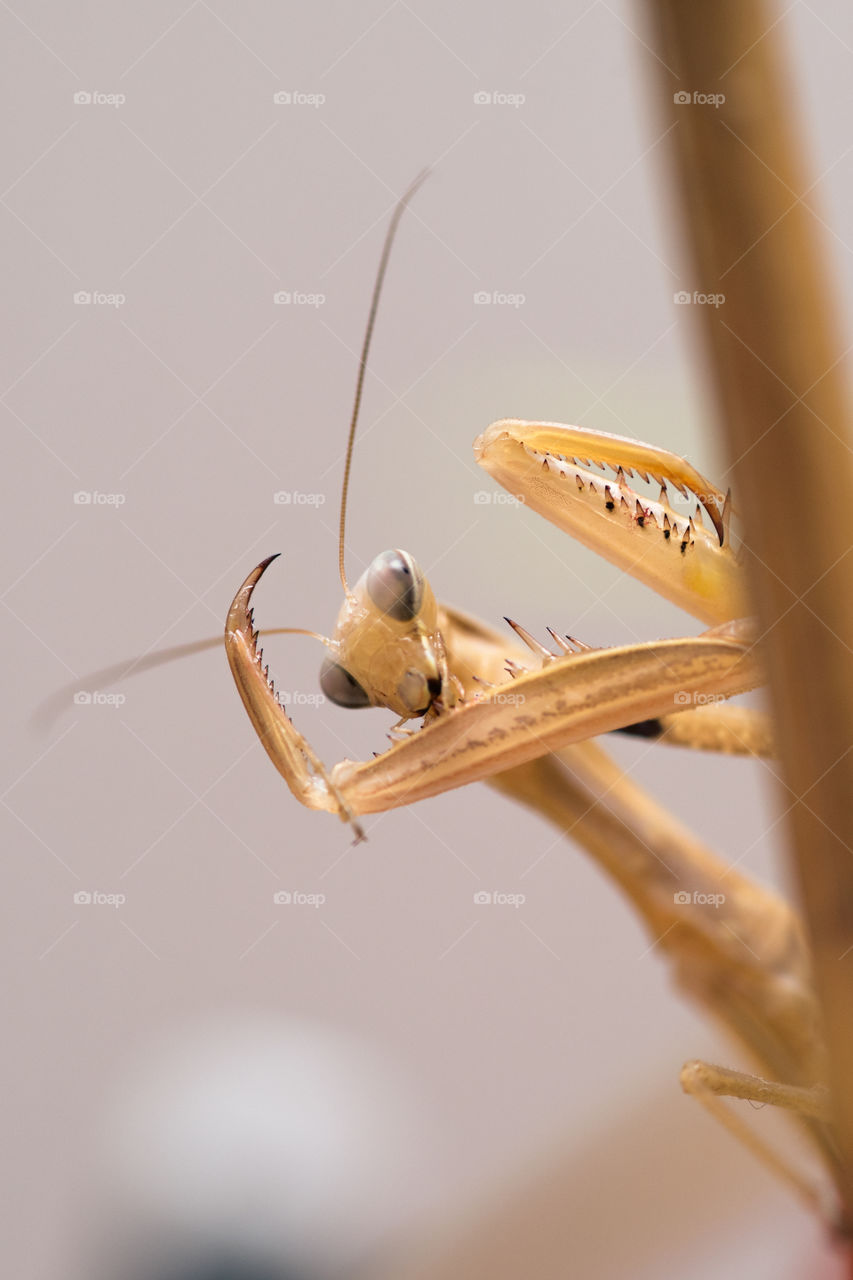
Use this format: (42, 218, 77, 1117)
(319, 659, 371, 708)
(366, 549, 425, 622)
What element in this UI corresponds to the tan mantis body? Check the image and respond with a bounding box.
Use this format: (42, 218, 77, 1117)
(217, 182, 833, 1217)
(225, 415, 833, 1209)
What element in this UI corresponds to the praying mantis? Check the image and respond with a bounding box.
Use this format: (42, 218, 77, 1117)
(223, 177, 838, 1221)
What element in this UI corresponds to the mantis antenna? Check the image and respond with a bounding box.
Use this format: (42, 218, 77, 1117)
(337, 169, 430, 594)
(36, 174, 432, 733)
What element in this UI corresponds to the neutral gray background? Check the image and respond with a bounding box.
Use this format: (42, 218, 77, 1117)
(3, 2, 853, 1277)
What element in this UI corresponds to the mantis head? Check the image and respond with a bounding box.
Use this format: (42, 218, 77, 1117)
(320, 548, 443, 719)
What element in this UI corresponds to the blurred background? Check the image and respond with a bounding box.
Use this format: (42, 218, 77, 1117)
(3, 2, 853, 1276)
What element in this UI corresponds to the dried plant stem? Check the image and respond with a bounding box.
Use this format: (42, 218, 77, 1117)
(645, 0, 853, 1225)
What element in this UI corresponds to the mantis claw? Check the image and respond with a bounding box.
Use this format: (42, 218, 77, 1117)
(224, 554, 365, 839)
(475, 420, 745, 624)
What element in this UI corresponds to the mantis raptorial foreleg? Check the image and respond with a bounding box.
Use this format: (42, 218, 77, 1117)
(225, 562, 763, 819)
(625, 702, 773, 756)
(475, 419, 744, 626)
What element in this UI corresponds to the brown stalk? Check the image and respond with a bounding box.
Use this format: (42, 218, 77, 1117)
(644, 0, 853, 1226)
